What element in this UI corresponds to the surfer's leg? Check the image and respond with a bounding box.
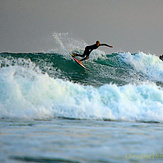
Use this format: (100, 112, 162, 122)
(72, 53, 85, 57)
(75, 53, 85, 57)
(80, 55, 89, 62)
(73, 46, 89, 58)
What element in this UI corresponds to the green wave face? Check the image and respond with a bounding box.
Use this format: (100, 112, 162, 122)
(0, 52, 163, 122)
(1, 52, 162, 86)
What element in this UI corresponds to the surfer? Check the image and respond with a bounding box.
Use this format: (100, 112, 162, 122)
(159, 55, 163, 61)
(72, 41, 113, 63)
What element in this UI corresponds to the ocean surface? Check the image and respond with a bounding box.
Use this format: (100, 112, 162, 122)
(0, 34, 163, 162)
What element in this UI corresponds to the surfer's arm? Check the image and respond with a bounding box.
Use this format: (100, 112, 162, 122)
(100, 44, 113, 48)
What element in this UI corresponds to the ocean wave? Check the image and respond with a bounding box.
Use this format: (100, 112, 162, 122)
(0, 51, 163, 85)
(0, 62, 162, 122)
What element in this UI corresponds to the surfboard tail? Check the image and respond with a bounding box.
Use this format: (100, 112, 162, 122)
(70, 53, 87, 69)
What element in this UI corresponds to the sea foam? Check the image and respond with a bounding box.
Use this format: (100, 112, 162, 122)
(0, 63, 162, 122)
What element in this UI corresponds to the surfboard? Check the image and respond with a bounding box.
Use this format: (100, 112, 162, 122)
(71, 53, 87, 69)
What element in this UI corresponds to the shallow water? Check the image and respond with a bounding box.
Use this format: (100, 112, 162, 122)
(0, 119, 163, 163)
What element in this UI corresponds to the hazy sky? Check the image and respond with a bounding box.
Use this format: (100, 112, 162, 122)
(0, 0, 163, 55)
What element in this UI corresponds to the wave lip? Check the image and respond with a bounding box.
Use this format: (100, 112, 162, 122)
(118, 52, 163, 83)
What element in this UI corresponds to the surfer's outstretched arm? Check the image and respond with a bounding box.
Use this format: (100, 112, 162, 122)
(100, 44, 113, 48)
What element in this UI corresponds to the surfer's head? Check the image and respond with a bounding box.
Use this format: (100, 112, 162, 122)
(96, 41, 100, 46)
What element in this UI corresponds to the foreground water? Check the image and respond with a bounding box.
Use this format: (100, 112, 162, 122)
(1, 119, 163, 163)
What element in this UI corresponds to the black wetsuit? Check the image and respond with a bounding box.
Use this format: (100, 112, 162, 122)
(75, 43, 110, 61)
